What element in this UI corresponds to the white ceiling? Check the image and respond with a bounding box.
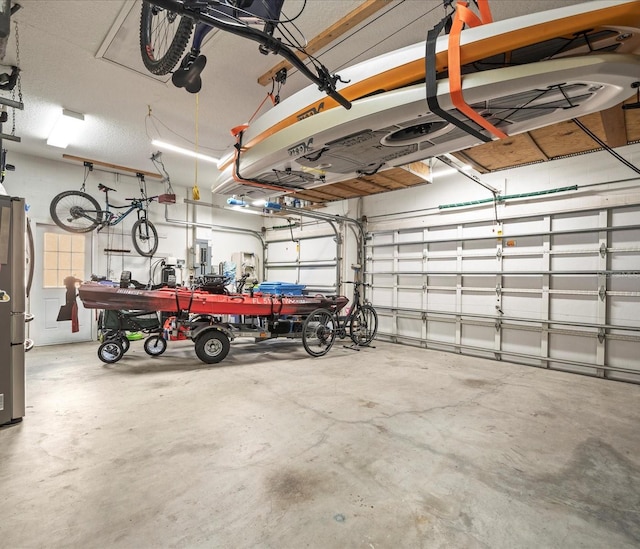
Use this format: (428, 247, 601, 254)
(4, 0, 584, 191)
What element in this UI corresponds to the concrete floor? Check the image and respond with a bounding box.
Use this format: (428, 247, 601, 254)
(1, 338, 639, 548)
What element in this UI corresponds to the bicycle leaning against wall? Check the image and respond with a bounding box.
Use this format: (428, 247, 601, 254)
(49, 178, 159, 258)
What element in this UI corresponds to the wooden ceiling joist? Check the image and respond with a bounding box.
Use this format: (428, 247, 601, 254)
(257, 0, 390, 86)
(600, 103, 628, 148)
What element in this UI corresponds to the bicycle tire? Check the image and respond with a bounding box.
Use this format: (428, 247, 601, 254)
(302, 308, 336, 357)
(349, 304, 378, 346)
(131, 218, 159, 257)
(140, 1, 194, 76)
(50, 190, 103, 233)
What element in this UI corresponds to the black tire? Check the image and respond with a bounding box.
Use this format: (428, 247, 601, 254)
(50, 190, 103, 233)
(131, 218, 158, 257)
(144, 335, 167, 356)
(140, 1, 194, 76)
(302, 308, 336, 357)
(349, 304, 378, 346)
(117, 335, 131, 354)
(98, 340, 124, 364)
(194, 330, 230, 364)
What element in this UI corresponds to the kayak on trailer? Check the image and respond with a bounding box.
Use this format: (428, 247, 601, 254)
(78, 282, 349, 317)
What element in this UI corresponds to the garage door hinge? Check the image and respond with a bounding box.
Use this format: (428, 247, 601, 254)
(599, 243, 607, 258)
(598, 328, 606, 344)
(495, 284, 502, 296)
(598, 285, 606, 301)
(495, 319, 502, 332)
(496, 248, 502, 259)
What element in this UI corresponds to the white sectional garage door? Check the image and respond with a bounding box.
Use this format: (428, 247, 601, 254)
(367, 204, 640, 383)
(265, 233, 339, 294)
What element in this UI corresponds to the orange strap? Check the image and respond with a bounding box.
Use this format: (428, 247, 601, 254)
(448, 0, 507, 139)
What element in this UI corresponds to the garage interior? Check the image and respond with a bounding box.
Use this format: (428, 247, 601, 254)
(1, 0, 639, 547)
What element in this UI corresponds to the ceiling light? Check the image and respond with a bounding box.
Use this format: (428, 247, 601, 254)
(152, 140, 219, 164)
(47, 109, 85, 148)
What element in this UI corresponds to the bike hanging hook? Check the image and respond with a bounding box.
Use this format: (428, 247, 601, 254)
(137, 172, 147, 198)
(81, 161, 93, 192)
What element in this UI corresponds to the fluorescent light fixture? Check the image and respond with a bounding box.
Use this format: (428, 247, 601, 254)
(152, 140, 219, 164)
(47, 109, 85, 148)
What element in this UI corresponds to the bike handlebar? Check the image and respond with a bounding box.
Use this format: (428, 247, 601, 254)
(147, 0, 352, 110)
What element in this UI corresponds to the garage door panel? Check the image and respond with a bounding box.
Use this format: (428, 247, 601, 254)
(461, 324, 493, 349)
(609, 250, 640, 271)
(371, 286, 393, 307)
(299, 268, 336, 286)
(502, 294, 542, 319)
(398, 316, 422, 339)
(606, 340, 640, 373)
(549, 333, 597, 363)
(503, 256, 545, 271)
(427, 257, 457, 271)
(461, 291, 495, 315)
(368, 204, 639, 381)
(608, 296, 640, 327)
(502, 275, 542, 291)
(502, 328, 542, 366)
(428, 275, 456, 289)
(550, 294, 597, 323)
(299, 237, 335, 262)
(268, 241, 298, 263)
(398, 289, 423, 310)
(551, 275, 594, 292)
(266, 268, 296, 283)
(427, 320, 455, 343)
(461, 257, 495, 272)
(397, 274, 424, 291)
(551, 253, 601, 271)
(398, 258, 423, 271)
(427, 291, 456, 312)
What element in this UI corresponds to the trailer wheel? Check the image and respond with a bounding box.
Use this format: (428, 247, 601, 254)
(98, 340, 124, 364)
(302, 308, 336, 357)
(144, 335, 167, 356)
(195, 330, 230, 364)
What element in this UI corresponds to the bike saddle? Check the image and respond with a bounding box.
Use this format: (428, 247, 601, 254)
(98, 183, 116, 193)
(172, 54, 207, 94)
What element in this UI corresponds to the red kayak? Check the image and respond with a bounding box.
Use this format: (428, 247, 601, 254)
(78, 282, 348, 317)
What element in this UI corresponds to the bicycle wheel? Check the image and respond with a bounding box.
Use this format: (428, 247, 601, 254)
(131, 218, 158, 257)
(349, 304, 378, 346)
(302, 308, 337, 357)
(50, 190, 103, 233)
(140, 1, 194, 75)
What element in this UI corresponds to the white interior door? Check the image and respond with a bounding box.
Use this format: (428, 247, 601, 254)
(29, 223, 93, 345)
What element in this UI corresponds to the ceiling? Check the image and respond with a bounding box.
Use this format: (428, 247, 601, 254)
(4, 0, 636, 203)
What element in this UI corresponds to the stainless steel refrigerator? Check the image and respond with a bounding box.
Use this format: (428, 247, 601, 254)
(0, 195, 25, 426)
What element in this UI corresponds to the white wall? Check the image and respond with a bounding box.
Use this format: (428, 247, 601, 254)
(364, 144, 640, 228)
(2, 151, 264, 285)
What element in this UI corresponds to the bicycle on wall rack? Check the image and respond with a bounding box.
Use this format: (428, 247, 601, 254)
(139, 0, 351, 108)
(301, 279, 378, 358)
(49, 175, 159, 258)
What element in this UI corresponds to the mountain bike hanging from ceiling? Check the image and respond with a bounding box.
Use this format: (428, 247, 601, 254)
(139, 0, 351, 108)
(49, 173, 159, 258)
